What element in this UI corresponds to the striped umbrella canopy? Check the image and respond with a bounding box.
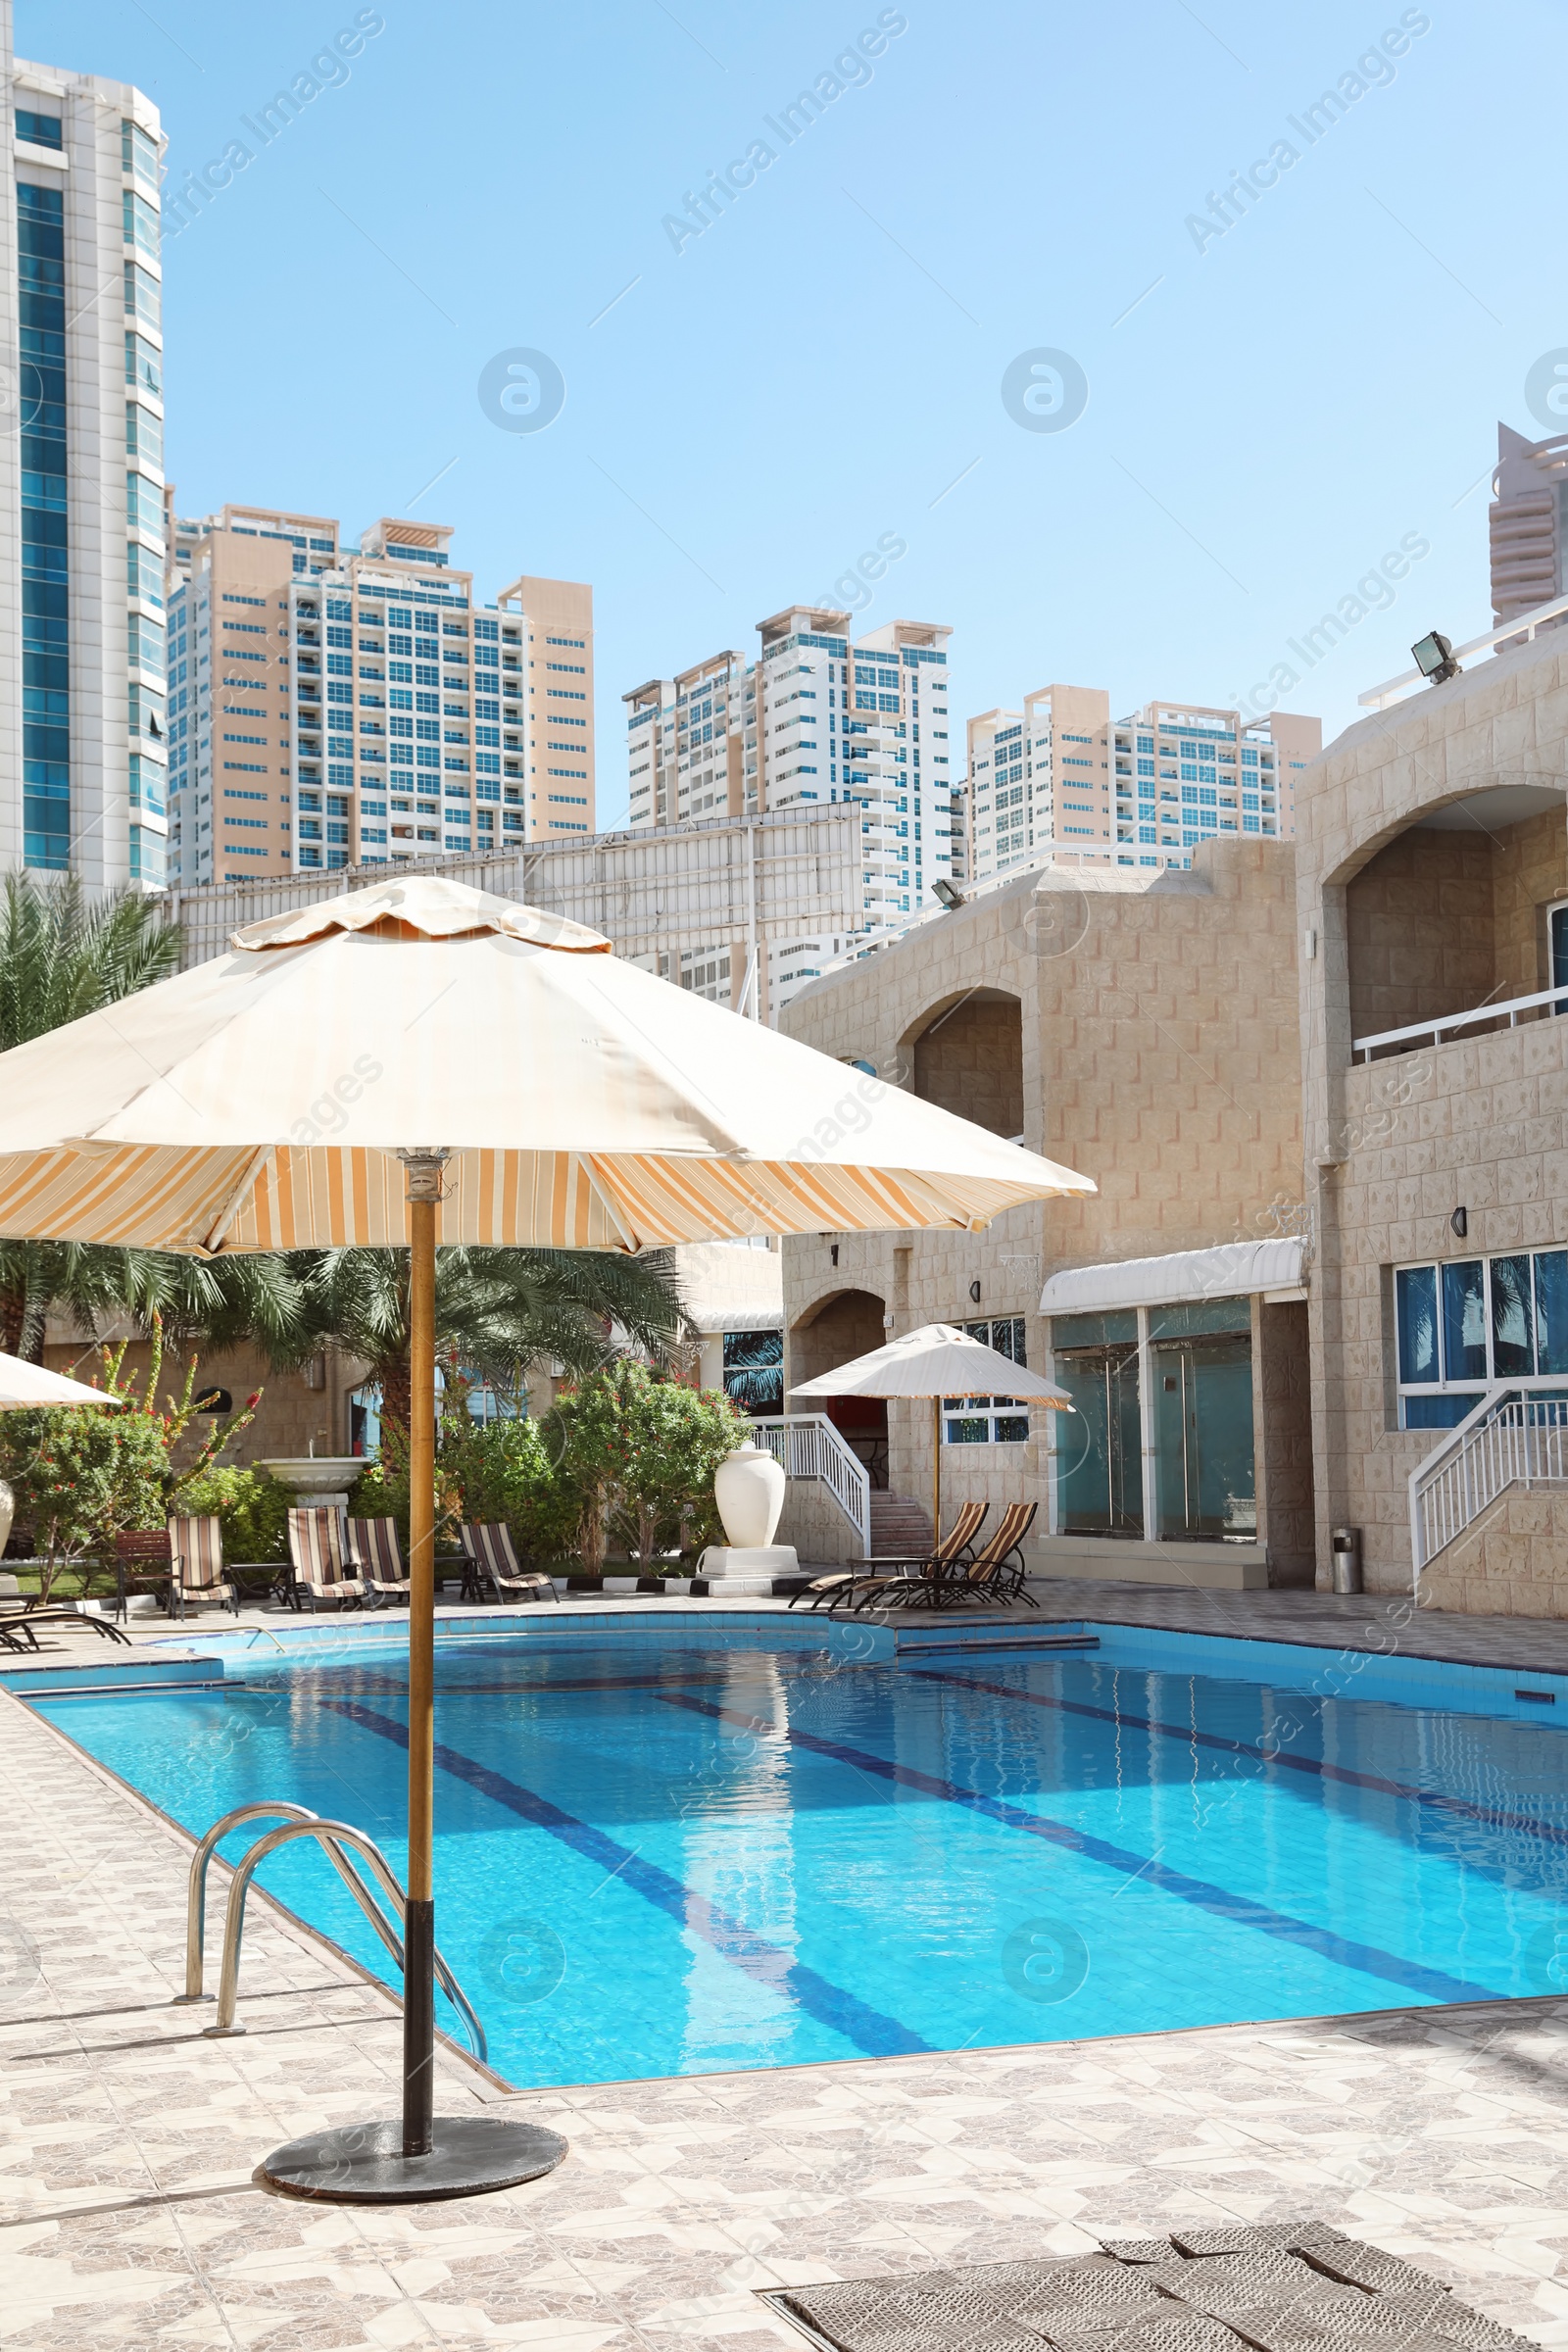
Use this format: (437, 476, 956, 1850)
(0, 872, 1095, 2198)
(0, 875, 1094, 1252)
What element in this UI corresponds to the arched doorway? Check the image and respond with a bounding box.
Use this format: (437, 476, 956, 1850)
(790, 1287, 889, 1488)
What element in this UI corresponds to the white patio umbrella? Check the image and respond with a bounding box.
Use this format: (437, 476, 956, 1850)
(0, 873, 1095, 2200)
(792, 1321, 1072, 1549)
(0, 1351, 124, 1408)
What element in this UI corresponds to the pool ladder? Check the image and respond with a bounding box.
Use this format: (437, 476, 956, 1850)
(176, 1801, 487, 2061)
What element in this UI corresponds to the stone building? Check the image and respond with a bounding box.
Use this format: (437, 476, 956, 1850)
(778, 841, 1313, 1591)
(781, 623, 1568, 1617)
(1301, 627, 1568, 1615)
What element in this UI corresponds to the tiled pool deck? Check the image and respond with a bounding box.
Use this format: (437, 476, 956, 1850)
(6, 1586, 1568, 2347)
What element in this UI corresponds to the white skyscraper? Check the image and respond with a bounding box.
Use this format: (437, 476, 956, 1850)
(0, 6, 167, 888)
(625, 604, 956, 1014)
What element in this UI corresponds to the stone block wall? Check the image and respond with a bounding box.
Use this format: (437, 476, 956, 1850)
(780, 841, 1305, 1566)
(1298, 625, 1568, 1596)
(1419, 1483, 1568, 1616)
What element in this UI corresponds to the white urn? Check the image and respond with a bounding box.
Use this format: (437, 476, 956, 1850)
(712, 1441, 786, 1549)
(0, 1476, 12, 1557)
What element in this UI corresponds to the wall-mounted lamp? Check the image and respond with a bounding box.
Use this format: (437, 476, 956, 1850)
(932, 877, 965, 911)
(968, 1280, 982, 1303)
(829, 1244, 839, 1266)
(1450, 1205, 1468, 1239)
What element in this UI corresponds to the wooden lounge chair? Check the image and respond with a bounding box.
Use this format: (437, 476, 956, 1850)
(461, 1522, 559, 1606)
(285, 1507, 366, 1612)
(347, 1515, 410, 1606)
(167, 1515, 239, 1618)
(115, 1528, 172, 1623)
(918, 1501, 1041, 1611)
(789, 1500, 988, 1615)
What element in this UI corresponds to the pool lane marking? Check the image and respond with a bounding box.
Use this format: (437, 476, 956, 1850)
(652, 1690, 1498, 2007)
(913, 1669, 1568, 1856)
(320, 1699, 933, 2062)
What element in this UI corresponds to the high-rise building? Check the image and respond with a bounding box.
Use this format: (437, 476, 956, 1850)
(0, 13, 167, 887)
(165, 507, 594, 886)
(965, 687, 1318, 884)
(624, 604, 956, 1014)
(1489, 421, 1568, 628)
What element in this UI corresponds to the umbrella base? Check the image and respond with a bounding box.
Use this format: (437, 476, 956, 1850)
(259, 2114, 568, 2204)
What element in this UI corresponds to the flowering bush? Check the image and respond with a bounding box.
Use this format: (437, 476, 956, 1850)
(0, 1318, 262, 1597)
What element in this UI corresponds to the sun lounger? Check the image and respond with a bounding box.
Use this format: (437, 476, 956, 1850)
(461, 1522, 559, 1605)
(168, 1515, 239, 1618)
(284, 1507, 366, 1612)
(789, 1500, 988, 1614)
(347, 1515, 410, 1606)
(873, 1501, 1041, 1612)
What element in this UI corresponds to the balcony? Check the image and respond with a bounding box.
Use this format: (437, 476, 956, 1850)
(1344, 782, 1568, 1062)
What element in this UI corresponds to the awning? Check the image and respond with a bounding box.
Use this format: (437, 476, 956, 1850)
(1040, 1235, 1306, 1318)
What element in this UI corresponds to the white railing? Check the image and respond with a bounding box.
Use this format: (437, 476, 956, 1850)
(1354, 981, 1568, 1061)
(1359, 587, 1568, 710)
(753, 1414, 870, 1553)
(1409, 1388, 1568, 1581)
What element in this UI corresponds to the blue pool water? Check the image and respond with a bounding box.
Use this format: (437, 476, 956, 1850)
(28, 1623, 1568, 2087)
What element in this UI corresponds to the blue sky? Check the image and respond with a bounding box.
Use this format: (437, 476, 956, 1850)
(26, 0, 1563, 824)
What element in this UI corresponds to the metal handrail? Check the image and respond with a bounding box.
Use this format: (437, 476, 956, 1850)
(180, 1802, 486, 2060)
(753, 1412, 871, 1550)
(1354, 980, 1568, 1060)
(1409, 1386, 1568, 1583)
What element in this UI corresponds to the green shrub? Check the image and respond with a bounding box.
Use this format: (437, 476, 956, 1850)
(544, 1361, 750, 1566)
(175, 1463, 290, 1563)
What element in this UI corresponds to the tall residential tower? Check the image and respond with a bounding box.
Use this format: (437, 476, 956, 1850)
(165, 504, 594, 885)
(965, 688, 1318, 884)
(0, 9, 167, 887)
(625, 604, 956, 1014)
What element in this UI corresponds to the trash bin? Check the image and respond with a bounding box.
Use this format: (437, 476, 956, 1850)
(1330, 1525, 1362, 1594)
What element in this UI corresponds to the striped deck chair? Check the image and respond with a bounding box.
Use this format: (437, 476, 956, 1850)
(791, 1500, 988, 1615)
(930, 1501, 1041, 1610)
(347, 1516, 409, 1606)
(167, 1515, 238, 1618)
(285, 1507, 366, 1612)
(461, 1522, 559, 1606)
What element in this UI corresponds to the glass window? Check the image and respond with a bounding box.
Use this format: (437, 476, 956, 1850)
(1441, 1260, 1488, 1382)
(1396, 1266, 1440, 1385)
(1490, 1255, 1535, 1377)
(944, 1316, 1030, 1444)
(1537, 1253, 1568, 1375)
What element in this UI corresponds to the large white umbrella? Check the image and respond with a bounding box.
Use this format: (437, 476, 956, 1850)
(0, 874, 1095, 2200)
(792, 1321, 1071, 1549)
(0, 1352, 124, 1408)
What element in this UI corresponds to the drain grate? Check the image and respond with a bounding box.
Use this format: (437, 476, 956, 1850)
(764, 2223, 1539, 2352)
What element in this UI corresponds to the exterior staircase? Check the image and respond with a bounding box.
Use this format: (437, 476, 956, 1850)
(867, 1491, 934, 1560)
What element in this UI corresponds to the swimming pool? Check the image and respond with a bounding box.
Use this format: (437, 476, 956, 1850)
(26, 1619, 1568, 2088)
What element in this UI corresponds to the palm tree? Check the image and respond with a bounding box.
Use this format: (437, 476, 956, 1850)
(0, 876, 180, 1356)
(0, 876, 304, 1360)
(265, 1245, 688, 1433)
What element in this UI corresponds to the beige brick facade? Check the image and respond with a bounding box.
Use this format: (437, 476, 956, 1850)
(780, 842, 1309, 1584)
(1300, 634, 1568, 1606)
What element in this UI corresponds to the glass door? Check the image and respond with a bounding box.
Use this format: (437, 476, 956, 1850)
(1153, 1335, 1256, 1540)
(1054, 1345, 1143, 1535)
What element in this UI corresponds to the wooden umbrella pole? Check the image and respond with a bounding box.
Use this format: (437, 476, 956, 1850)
(403, 1176, 439, 2158)
(932, 1393, 941, 1556)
